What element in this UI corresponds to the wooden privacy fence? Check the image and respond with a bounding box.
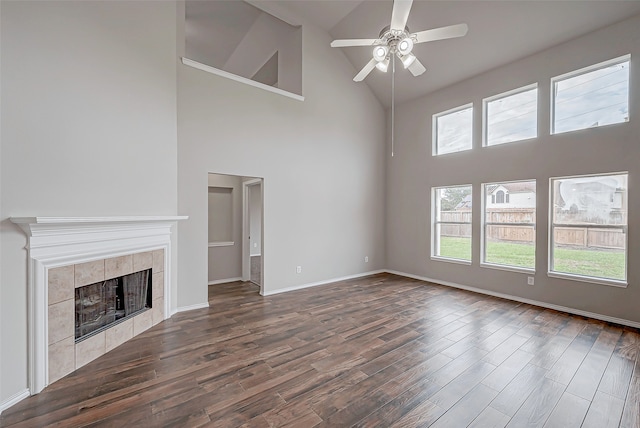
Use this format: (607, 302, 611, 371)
(440, 209, 625, 249)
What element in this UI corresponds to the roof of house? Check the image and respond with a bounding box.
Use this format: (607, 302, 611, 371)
(487, 182, 536, 194)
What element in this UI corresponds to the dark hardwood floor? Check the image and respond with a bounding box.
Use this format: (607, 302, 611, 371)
(2, 273, 639, 427)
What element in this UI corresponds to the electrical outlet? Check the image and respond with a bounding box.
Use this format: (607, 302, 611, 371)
(365, 256, 369, 263)
(296, 266, 302, 274)
(527, 276, 534, 285)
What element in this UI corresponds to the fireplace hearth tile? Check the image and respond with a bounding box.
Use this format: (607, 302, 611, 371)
(49, 265, 74, 305)
(76, 331, 105, 369)
(105, 318, 134, 352)
(49, 337, 75, 383)
(152, 297, 164, 326)
(75, 260, 105, 288)
(48, 299, 74, 345)
(152, 272, 164, 299)
(105, 255, 133, 280)
(133, 251, 153, 273)
(152, 249, 164, 273)
(133, 310, 153, 336)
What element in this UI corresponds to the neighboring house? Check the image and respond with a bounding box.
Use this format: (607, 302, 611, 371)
(454, 194, 472, 211)
(556, 176, 627, 223)
(486, 182, 536, 209)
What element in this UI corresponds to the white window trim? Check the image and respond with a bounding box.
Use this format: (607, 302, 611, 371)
(432, 103, 474, 156)
(481, 180, 536, 273)
(548, 171, 629, 287)
(483, 83, 538, 147)
(431, 185, 473, 264)
(480, 262, 535, 275)
(550, 54, 630, 135)
(431, 256, 472, 266)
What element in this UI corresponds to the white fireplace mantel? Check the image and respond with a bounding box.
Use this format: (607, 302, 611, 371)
(10, 216, 187, 395)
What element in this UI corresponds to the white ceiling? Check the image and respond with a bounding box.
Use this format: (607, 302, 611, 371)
(270, 0, 640, 107)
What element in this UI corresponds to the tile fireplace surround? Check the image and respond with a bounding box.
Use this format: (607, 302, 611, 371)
(10, 216, 187, 395)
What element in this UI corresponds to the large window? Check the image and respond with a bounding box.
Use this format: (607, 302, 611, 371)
(484, 85, 537, 146)
(552, 55, 630, 135)
(550, 173, 628, 285)
(433, 185, 472, 262)
(433, 104, 473, 155)
(483, 180, 536, 271)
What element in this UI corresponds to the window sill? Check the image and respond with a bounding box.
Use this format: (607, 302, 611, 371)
(481, 262, 535, 275)
(431, 256, 472, 266)
(547, 271, 627, 288)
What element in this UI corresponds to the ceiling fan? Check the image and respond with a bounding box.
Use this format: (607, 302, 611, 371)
(330, 0, 468, 82)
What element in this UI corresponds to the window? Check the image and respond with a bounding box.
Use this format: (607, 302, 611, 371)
(433, 104, 473, 155)
(485, 85, 538, 146)
(483, 180, 536, 271)
(549, 173, 628, 285)
(552, 55, 630, 135)
(433, 185, 472, 262)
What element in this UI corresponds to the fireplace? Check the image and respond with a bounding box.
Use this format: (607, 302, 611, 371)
(10, 216, 187, 395)
(75, 269, 152, 341)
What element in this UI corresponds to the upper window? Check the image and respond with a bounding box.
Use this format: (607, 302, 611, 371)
(432, 185, 472, 263)
(433, 104, 473, 155)
(484, 85, 537, 146)
(552, 55, 630, 135)
(483, 180, 536, 271)
(549, 173, 628, 285)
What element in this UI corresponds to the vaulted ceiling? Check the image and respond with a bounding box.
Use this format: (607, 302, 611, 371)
(266, 1, 640, 108)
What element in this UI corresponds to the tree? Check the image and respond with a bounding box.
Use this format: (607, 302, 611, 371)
(440, 187, 471, 211)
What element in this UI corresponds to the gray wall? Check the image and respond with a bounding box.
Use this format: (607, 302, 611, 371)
(386, 14, 640, 323)
(0, 1, 178, 404)
(207, 173, 243, 283)
(177, 14, 386, 306)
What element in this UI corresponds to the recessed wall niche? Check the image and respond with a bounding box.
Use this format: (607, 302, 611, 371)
(185, 0, 302, 96)
(208, 187, 234, 244)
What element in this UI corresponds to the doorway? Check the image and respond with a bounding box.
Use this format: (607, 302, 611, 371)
(243, 179, 263, 290)
(207, 173, 263, 294)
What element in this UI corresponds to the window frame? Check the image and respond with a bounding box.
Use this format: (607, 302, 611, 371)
(432, 103, 474, 156)
(431, 184, 473, 265)
(483, 83, 538, 147)
(550, 54, 630, 136)
(481, 180, 536, 274)
(548, 172, 628, 287)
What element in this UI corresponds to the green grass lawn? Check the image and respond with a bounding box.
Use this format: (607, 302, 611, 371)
(438, 236, 625, 280)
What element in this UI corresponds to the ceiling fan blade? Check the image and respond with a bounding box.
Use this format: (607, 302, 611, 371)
(414, 23, 468, 44)
(331, 38, 379, 48)
(354, 58, 377, 82)
(408, 57, 426, 77)
(390, 0, 413, 31)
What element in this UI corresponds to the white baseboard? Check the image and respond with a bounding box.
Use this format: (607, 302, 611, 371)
(0, 389, 30, 415)
(261, 269, 385, 296)
(386, 269, 640, 329)
(208, 277, 242, 286)
(171, 302, 210, 316)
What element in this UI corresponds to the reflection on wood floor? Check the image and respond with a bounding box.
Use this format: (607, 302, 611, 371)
(2, 273, 639, 427)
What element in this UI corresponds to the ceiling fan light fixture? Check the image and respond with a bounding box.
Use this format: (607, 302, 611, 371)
(398, 37, 414, 55)
(372, 45, 389, 62)
(400, 52, 417, 68)
(375, 58, 390, 72)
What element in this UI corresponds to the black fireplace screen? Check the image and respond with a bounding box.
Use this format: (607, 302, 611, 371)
(75, 269, 152, 341)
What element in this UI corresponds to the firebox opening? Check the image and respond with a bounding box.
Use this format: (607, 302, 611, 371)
(75, 269, 152, 342)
